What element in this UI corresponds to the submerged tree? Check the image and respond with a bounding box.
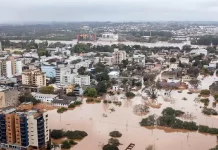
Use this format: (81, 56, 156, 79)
(189, 79, 201, 89)
(144, 85, 158, 100)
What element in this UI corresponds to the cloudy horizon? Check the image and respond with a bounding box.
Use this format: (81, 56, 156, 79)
(1, 0, 218, 23)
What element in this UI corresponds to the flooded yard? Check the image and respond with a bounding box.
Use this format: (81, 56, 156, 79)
(47, 75, 218, 150)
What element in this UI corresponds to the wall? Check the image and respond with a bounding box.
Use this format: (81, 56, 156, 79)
(41, 65, 56, 78)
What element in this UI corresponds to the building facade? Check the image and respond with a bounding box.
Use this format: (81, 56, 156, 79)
(0, 87, 19, 108)
(22, 69, 46, 87)
(0, 106, 49, 150)
(74, 75, 90, 86)
(112, 49, 127, 64)
(41, 65, 56, 78)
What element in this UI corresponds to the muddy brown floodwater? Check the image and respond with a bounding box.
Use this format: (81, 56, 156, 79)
(48, 75, 218, 150)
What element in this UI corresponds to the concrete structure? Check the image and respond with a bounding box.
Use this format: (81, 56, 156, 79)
(56, 65, 71, 84)
(6, 60, 13, 78)
(0, 106, 49, 150)
(100, 33, 119, 41)
(180, 56, 190, 64)
(65, 85, 74, 94)
(31, 92, 58, 103)
(22, 69, 46, 87)
(112, 49, 127, 64)
(133, 54, 146, 66)
(108, 71, 120, 79)
(74, 75, 90, 86)
(0, 87, 19, 108)
(190, 49, 208, 56)
(41, 65, 56, 77)
(15, 60, 22, 75)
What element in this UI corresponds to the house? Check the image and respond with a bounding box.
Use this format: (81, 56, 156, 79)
(190, 49, 208, 56)
(108, 71, 120, 79)
(31, 92, 58, 103)
(133, 54, 145, 66)
(145, 63, 156, 70)
(180, 56, 190, 64)
(182, 75, 195, 82)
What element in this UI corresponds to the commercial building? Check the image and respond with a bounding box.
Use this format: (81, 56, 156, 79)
(112, 49, 127, 64)
(22, 69, 46, 87)
(0, 87, 19, 108)
(0, 105, 49, 150)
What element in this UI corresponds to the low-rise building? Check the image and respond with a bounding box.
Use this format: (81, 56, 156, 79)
(31, 92, 58, 103)
(108, 71, 120, 79)
(190, 49, 208, 56)
(133, 54, 146, 66)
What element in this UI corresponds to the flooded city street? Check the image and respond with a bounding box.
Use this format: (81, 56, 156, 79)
(48, 74, 218, 150)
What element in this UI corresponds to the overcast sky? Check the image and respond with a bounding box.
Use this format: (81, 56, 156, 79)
(1, 0, 218, 23)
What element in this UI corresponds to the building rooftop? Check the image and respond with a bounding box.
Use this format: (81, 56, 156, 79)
(31, 92, 58, 98)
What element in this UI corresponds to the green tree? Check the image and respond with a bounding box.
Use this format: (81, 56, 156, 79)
(109, 131, 122, 138)
(84, 88, 97, 97)
(96, 81, 108, 95)
(170, 57, 177, 63)
(189, 79, 201, 89)
(18, 95, 40, 105)
(78, 67, 86, 75)
(50, 130, 65, 139)
(39, 86, 54, 94)
(61, 140, 71, 149)
(103, 144, 119, 150)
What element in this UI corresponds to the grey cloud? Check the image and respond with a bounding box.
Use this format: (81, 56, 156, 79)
(0, 0, 218, 23)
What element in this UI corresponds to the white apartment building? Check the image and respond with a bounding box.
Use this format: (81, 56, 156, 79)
(27, 110, 49, 148)
(62, 73, 77, 85)
(56, 65, 71, 84)
(15, 60, 22, 75)
(112, 48, 127, 64)
(74, 75, 90, 86)
(6, 60, 13, 78)
(133, 54, 146, 66)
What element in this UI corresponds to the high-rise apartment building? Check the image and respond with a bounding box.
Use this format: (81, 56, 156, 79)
(22, 69, 46, 87)
(112, 48, 127, 64)
(0, 56, 22, 77)
(0, 105, 49, 150)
